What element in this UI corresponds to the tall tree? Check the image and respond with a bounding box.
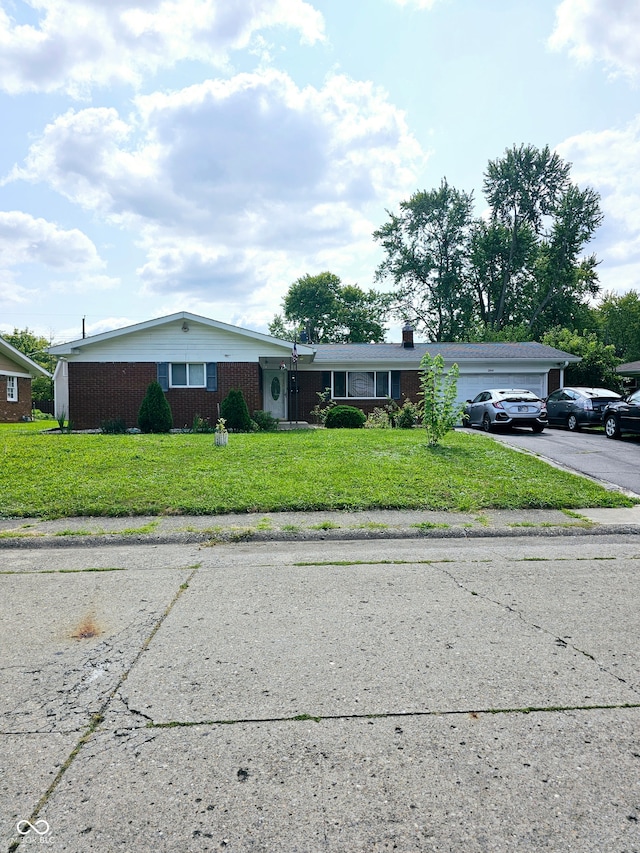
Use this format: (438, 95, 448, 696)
(373, 179, 475, 341)
(480, 144, 603, 335)
(467, 218, 537, 336)
(273, 272, 391, 343)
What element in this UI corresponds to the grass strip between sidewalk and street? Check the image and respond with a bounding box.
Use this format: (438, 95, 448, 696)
(0, 423, 634, 519)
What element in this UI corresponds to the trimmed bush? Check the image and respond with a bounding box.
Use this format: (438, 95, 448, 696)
(396, 399, 420, 429)
(325, 405, 366, 429)
(137, 381, 173, 433)
(252, 410, 280, 432)
(100, 417, 127, 435)
(220, 389, 252, 432)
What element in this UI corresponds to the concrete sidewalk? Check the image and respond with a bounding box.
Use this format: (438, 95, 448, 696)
(0, 504, 639, 548)
(1, 533, 640, 851)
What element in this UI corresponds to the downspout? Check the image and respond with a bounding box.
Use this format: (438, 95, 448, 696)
(559, 360, 569, 390)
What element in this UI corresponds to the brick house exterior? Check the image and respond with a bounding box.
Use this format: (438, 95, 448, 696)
(66, 361, 261, 430)
(0, 337, 51, 422)
(49, 312, 580, 430)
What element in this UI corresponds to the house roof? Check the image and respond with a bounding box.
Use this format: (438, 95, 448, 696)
(0, 336, 51, 378)
(617, 360, 640, 375)
(47, 310, 581, 369)
(48, 311, 315, 357)
(310, 341, 581, 365)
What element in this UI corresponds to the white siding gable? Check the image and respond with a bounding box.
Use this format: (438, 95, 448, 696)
(59, 318, 294, 363)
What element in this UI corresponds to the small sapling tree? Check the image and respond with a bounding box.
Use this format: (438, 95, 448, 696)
(419, 353, 463, 446)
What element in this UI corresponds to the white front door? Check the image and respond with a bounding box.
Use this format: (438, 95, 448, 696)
(263, 369, 287, 419)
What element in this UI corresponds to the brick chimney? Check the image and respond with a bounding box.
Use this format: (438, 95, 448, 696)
(402, 322, 414, 349)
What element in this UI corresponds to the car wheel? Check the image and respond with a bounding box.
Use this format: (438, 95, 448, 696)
(604, 414, 620, 439)
(482, 414, 492, 433)
(567, 414, 580, 432)
(532, 424, 545, 433)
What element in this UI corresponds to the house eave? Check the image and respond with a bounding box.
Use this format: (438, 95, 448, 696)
(0, 338, 51, 378)
(48, 311, 315, 358)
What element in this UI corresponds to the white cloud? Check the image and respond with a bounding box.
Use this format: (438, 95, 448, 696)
(549, 0, 640, 78)
(0, 275, 34, 305)
(556, 116, 640, 290)
(0, 210, 103, 269)
(10, 69, 424, 301)
(389, 0, 440, 8)
(0, 0, 325, 96)
(49, 273, 120, 293)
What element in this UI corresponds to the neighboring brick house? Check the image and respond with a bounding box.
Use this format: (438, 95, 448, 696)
(49, 312, 581, 430)
(0, 336, 51, 422)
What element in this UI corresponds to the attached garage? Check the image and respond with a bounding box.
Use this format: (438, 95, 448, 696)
(300, 337, 580, 420)
(455, 372, 547, 404)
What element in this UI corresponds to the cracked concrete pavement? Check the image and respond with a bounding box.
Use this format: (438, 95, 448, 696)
(1, 533, 640, 851)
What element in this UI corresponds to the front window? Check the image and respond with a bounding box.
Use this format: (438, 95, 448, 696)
(6, 376, 17, 402)
(332, 371, 392, 399)
(170, 363, 205, 388)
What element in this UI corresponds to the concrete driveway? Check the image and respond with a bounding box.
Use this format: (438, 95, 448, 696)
(2, 535, 639, 852)
(467, 424, 640, 496)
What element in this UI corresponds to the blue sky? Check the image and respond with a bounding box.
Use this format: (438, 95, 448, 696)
(1, 0, 639, 344)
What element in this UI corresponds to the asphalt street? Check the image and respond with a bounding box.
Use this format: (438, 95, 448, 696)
(477, 425, 640, 496)
(2, 534, 639, 852)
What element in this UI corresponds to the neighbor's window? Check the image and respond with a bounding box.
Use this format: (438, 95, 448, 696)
(6, 376, 17, 402)
(332, 371, 398, 399)
(170, 363, 206, 388)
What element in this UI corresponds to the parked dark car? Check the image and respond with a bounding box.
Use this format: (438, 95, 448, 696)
(464, 389, 547, 432)
(602, 389, 640, 439)
(546, 387, 622, 431)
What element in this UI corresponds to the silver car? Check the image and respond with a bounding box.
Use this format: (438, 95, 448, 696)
(464, 388, 547, 433)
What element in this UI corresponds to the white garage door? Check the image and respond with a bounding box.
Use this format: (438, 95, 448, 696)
(456, 373, 546, 405)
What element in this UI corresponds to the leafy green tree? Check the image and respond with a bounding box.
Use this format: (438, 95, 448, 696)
(336, 285, 391, 343)
(377, 146, 604, 342)
(276, 272, 391, 343)
(3, 327, 54, 401)
(268, 314, 297, 341)
(596, 290, 640, 362)
(481, 144, 603, 336)
(138, 381, 173, 433)
(542, 327, 622, 391)
(220, 389, 252, 432)
(418, 353, 463, 446)
(374, 179, 475, 341)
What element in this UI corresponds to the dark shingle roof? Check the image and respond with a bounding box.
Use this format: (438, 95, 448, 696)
(310, 341, 580, 364)
(617, 360, 640, 374)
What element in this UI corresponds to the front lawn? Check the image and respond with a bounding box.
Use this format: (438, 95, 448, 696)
(0, 426, 633, 518)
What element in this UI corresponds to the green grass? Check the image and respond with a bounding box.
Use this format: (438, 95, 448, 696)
(0, 418, 58, 433)
(0, 427, 634, 519)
